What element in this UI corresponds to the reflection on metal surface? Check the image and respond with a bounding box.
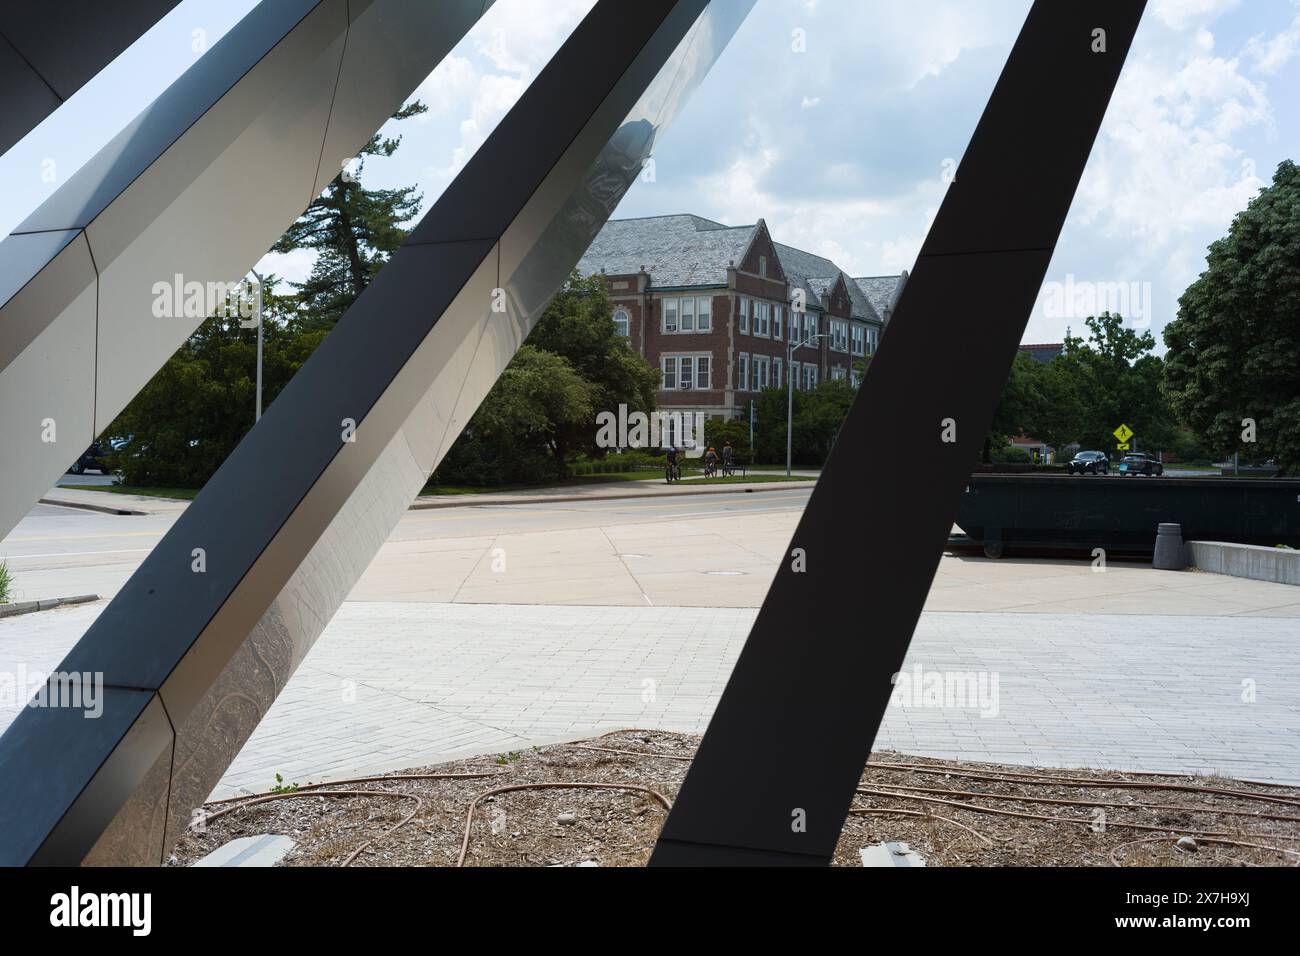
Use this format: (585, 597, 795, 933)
(0, 0, 752, 866)
(0, 0, 492, 540)
(650, 0, 1148, 866)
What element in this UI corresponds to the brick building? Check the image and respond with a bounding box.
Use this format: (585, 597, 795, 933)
(577, 214, 907, 429)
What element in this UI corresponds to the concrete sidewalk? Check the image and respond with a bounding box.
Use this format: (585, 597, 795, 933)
(3, 601, 1296, 797)
(39, 476, 818, 516)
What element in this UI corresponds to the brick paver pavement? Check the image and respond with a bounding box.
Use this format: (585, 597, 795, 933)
(3, 601, 1296, 797)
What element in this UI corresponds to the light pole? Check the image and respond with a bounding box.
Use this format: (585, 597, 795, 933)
(247, 269, 264, 421)
(786, 330, 827, 477)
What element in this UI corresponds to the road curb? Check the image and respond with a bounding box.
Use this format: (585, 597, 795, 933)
(0, 594, 100, 619)
(39, 496, 149, 516)
(409, 479, 818, 510)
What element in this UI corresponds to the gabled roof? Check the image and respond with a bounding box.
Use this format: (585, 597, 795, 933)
(576, 214, 754, 288)
(578, 214, 897, 324)
(775, 243, 879, 322)
(853, 275, 907, 317)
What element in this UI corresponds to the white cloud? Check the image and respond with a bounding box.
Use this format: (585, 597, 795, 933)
(1151, 0, 1241, 31)
(1244, 10, 1300, 74)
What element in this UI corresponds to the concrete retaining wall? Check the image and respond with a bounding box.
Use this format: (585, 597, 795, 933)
(1187, 541, 1300, 586)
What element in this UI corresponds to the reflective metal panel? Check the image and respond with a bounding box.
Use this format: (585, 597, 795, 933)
(0, 0, 492, 540)
(0, 0, 752, 865)
(0, 1, 181, 156)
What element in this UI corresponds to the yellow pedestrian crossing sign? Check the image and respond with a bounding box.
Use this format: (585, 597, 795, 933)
(1113, 423, 1133, 445)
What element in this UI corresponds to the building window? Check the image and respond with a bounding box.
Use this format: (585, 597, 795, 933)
(804, 364, 818, 390)
(756, 301, 770, 337)
(851, 324, 865, 356)
(868, 327, 879, 354)
(830, 319, 849, 353)
(739, 297, 749, 335)
(663, 299, 678, 333)
(698, 296, 711, 332)
(613, 308, 630, 338)
(832, 366, 847, 381)
(680, 355, 693, 389)
(738, 352, 749, 391)
(772, 305, 782, 340)
(759, 255, 767, 277)
(697, 355, 711, 389)
(662, 356, 677, 389)
(660, 296, 716, 334)
(804, 313, 818, 341)
(753, 355, 770, 389)
(773, 356, 783, 388)
(680, 296, 695, 332)
(789, 361, 799, 389)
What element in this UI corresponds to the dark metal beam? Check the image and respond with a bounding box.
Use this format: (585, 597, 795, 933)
(0, 0, 752, 866)
(0, 0, 181, 156)
(650, 0, 1147, 866)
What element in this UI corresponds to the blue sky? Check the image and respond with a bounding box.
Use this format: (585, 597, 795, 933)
(3, 0, 1298, 348)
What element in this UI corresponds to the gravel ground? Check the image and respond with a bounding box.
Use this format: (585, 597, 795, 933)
(169, 731, 1300, 867)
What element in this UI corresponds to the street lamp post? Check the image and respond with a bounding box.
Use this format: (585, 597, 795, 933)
(786, 330, 827, 477)
(248, 269, 264, 421)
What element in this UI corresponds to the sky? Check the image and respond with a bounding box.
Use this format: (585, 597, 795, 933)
(3, 0, 1298, 349)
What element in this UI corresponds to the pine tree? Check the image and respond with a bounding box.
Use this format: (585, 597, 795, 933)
(274, 101, 427, 329)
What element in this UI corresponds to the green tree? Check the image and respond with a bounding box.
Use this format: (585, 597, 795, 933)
(105, 280, 327, 486)
(524, 271, 659, 466)
(435, 273, 659, 484)
(703, 417, 752, 465)
(274, 101, 427, 330)
(1063, 312, 1177, 454)
(435, 346, 595, 485)
(1164, 159, 1300, 473)
(750, 378, 855, 467)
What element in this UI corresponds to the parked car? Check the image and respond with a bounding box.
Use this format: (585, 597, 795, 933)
(1067, 451, 1109, 475)
(66, 439, 125, 475)
(1118, 452, 1163, 477)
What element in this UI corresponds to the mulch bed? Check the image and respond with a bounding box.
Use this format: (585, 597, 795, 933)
(169, 730, 1300, 867)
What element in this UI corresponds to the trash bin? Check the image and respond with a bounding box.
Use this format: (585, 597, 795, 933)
(1153, 522, 1186, 570)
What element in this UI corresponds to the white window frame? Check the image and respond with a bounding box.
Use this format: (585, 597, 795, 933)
(832, 366, 847, 381)
(662, 298, 678, 333)
(773, 356, 783, 388)
(696, 355, 711, 389)
(851, 324, 865, 356)
(661, 355, 677, 389)
(868, 327, 879, 354)
(830, 319, 849, 353)
(804, 364, 818, 390)
(772, 305, 782, 340)
(752, 355, 770, 390)
(739, 297, 749, 335)
(613, 307, 630, 338)
(738, 352, 749, 391)
(698, 296, 711, 332)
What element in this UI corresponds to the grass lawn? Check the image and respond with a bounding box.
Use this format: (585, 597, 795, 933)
(63, 484, 199, 500)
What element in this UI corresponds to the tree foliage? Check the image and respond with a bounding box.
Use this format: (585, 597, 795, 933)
(1164, 159, 1300, 473)
(273, 101, 427, 330)
(434, 273, 660, 485)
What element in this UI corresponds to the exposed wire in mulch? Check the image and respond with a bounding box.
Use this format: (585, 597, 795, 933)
(855, 786, 1300, 842)
(456, 782, 673, 867)
(1108, 835, 1300, 866)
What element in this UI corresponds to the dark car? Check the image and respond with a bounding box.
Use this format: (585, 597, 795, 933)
(1066, 451, 1109, 475)
(1118, 452, 1163, 477)
(66, 440, 124, 475)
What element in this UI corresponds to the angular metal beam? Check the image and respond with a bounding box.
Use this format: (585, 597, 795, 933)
(0, 0, 493, 540)
(0, 0, 753, 866)
(0, 0, 180, 156)
(650, 0, 1147, 866)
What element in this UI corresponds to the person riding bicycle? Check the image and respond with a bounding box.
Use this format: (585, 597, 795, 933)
(704, 446, 719, 477)
(665, 445, 681, 482)
(721, 441, 734, 476)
